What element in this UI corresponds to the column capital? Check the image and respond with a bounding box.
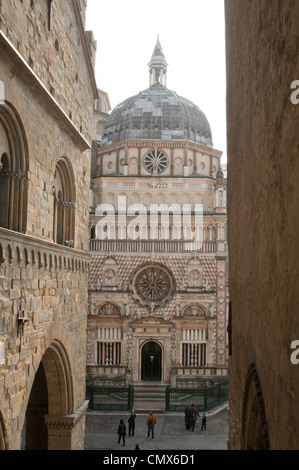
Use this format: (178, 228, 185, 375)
(44, 400, 89, 431)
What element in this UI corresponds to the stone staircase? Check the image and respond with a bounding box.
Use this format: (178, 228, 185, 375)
(133, 383, 166, 412)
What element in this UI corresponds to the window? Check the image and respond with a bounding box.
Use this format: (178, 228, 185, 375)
(0, 103, 29, 233)
(47, 0, 53, 30)
(182, 343, 206, 367)
(144, 148, 168, 175)
(130, 263, 175, 309)
(97, 342, 121, 366)
(181, 328, 207, 367)
(53, 158, 76, 246)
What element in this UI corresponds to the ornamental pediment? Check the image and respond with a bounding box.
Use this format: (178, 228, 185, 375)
(130, 315, 173, 327)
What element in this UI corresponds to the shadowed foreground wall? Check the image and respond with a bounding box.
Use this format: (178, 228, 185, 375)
(225, 0, 299, 450)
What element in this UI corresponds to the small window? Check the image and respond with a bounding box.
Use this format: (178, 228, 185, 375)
(181, 343, 206, 367)
(97, 342, 121, 365)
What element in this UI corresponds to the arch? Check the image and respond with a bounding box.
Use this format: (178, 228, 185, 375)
(105, 192, 115, 206)
(24, 248, 29, 266)
(53, 157, 76, 246)
(0, 101, 29, 232)
(41, 340, 74, 416)
(141, 340, 163, 382)
(204, 222, 216, 241)
(31, 249, 35, 265)
(98, 303, 121, 316)
(183, 303, 207, 317)
(6, 244, 12, 264)
(0, 243, 4, 264)
(16, 246, 21, 264)
(0, 411, 7, 450)
(96, 119, 104, 136)
(130, 192, 140, 205)
(23, 340, 74, 450)
(241, 362, 270, 450)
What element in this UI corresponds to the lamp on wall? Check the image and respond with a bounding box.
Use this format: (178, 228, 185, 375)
(18, 308, 29, 351)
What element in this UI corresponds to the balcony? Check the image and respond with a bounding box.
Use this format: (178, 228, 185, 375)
(89, 239, 222, 253)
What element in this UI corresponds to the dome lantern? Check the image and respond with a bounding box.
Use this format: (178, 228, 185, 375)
(148, 35, 168, 87)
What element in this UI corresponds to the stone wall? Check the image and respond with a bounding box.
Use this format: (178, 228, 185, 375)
(0, 0, 96, 141)
(0, 0, 96, 450)
(225, 0, 299, 450)
(0, 229, 89, 449)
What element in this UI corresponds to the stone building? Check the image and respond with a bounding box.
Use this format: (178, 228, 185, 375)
(0, 0, 97, 450)
(225, 0, 299, 450)
(87, 37, 228, 405)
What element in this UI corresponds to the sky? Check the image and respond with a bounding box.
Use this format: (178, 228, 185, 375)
(85, 0, 227, 162)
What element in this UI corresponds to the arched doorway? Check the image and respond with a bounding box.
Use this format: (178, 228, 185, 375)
(22, 340, 73, 450)
(141, 341, 162, 381)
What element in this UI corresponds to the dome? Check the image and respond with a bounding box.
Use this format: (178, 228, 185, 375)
(101, 82, 213, 148)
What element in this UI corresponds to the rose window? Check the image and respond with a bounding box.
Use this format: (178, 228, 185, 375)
(130, 264, 175, 309)
(144, 149, 168, 175)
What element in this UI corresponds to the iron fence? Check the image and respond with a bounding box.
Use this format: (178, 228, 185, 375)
(165, 379, 229, 412)
(86, 379, 228, 413)
(86, 385, 134, 411)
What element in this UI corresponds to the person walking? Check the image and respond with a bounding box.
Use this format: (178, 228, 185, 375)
(117, 419, 126, 446)
(189, 404, 199, 432)
(146, 412, 156, 440)
(128, 409, 136, 437)
(201, 413, 207, 431)
(184, 405, 191, 430)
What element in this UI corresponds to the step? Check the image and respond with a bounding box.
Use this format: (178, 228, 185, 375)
(133, 401, 165, 413)
(133, 384, 166, 412)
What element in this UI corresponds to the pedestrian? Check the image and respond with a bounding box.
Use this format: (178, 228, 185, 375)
(135, 444, 142, 450)
(201, 413, 207, 431)
(189, 404, 199, 432)
(146, 411, 156, 439)
(117, 419, 126, 446)
(128, 409, 136, 436)
(184, 405, 191, 430)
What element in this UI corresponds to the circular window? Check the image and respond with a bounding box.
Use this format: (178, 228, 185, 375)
(144, 149, 168, 175)
(130, 263, 175, 309)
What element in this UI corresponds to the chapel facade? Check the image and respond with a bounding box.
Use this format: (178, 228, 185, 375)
(87, 38, 228, 395)
(0, 0, 97, 450)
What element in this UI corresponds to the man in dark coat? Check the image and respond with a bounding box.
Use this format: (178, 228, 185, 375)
(189, 404, 199, 432)
(128, 409, 136, 436)
(117, 419, 126, 446)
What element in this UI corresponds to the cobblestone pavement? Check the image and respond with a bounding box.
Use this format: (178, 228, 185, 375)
(161, 410, 228, 435)
(84, 408, 228, 450)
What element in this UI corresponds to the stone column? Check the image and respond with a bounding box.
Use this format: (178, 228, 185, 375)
(44, 401, 88, 450)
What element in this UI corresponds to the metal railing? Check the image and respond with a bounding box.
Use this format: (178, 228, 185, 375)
(86, 385, 134, 411)
(165, 379, 229, 412)
(86, 380, 228, 413)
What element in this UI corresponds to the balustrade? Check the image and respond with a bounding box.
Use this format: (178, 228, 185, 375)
(89, 239, 222, 253)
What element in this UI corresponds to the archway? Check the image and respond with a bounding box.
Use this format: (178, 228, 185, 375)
(141, 341, 162, 382)
(241, 362, 270, 450)
(0, 412, 6, 450)
(22, 340, 73, 450)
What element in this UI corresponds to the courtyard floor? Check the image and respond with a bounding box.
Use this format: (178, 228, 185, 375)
(84, 406, 228, 451)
